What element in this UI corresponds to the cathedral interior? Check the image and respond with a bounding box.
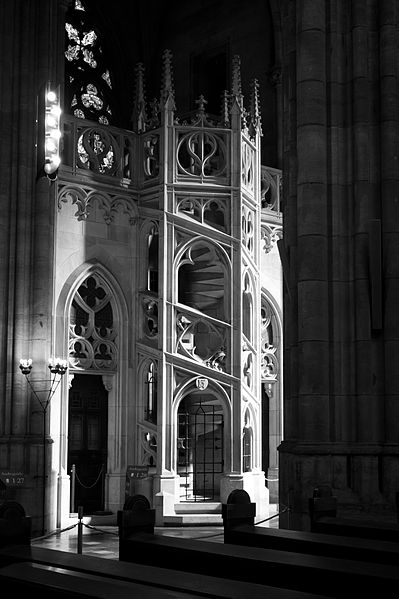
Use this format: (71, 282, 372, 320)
(1, 0, 399, 541)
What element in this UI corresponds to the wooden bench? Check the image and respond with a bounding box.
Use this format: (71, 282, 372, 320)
(223, 523, 399, 565)
(0, 500, 31, 548)
(311, 515, 399, 542)
(0, 545, 326, 599)
(0, 560, 200, 598)
(222, 487, 399, 563)
(118, 530, 399, 597)
(308, 485, 399, 542)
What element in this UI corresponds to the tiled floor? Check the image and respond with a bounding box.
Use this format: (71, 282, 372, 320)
(31, 504, 279, 560)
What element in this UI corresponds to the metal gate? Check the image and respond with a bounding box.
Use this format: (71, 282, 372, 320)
(177, 403, 224, 501)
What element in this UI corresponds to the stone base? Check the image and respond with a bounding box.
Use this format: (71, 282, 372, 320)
(220, 471, 269, 522)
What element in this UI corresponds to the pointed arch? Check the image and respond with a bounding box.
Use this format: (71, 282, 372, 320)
(174, 236, 231, 320)
(242, 269, 255, 343)
(242, 407, 254, 472)
(172, 376, 232, 474)
(137, 355, 158, 425)
(139, 219, 160, 293)
(260, 287, 283, 503)
(54, 261, 129, 520)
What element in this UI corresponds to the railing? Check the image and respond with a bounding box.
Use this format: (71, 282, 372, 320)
(59, 115, 282, 215)
(261, 165, 282, 214)
(60, 115, 138, 188)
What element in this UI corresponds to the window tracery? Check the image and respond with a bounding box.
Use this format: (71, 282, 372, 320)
(260, 299, 278, 380)
(69, 274, 117, 371)
(65, 0, 113, 124)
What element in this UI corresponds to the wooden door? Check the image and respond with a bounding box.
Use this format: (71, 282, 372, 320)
(68, 374, 108, 514)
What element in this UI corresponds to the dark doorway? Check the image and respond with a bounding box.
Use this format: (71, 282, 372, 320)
(68, 374, 108, 514)
(177, 394, 223, 502)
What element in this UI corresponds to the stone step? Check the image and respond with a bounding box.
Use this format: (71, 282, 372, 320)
(163, 512, 223, 526)
(174, 502, 222, 514)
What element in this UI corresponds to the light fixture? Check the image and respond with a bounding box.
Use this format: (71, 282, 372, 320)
(44, 84, 62, 177)
(19, 356, 68, 536)
(19, 358, 33, 375)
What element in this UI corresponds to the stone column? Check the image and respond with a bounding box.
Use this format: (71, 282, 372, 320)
(0, 0, 68, 533)
(380, 1, 399, 483)
(279, 0, 398, 529)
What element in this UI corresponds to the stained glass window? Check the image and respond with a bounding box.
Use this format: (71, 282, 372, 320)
(65, 0, 113, 124)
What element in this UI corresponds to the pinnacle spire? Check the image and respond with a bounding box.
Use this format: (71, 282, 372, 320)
(231, 55, 243, 109)
(249, 78, 262, 136)
(220, 90, 230, 127)
(131, 62, 147, 132)
(160, 49, 176, 111)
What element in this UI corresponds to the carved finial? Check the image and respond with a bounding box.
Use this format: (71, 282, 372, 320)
(195, 95, 207, 115)
(231, 55, 243, 108)
(249, 78, 262, 137)
(131, 62, 147, 133)
(147, 97, 160, 128)
(160, 49, 176, 111)
(220, 90, 230, 127)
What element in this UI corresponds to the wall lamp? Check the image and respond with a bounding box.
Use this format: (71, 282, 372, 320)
(19, 357, 68, 535)
(43, 84, 62, 177)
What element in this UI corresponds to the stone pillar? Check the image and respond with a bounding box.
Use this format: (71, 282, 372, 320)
(380, 0, 399, 491)
(0, 0, 68, 535)
(279, 0, 399, 529)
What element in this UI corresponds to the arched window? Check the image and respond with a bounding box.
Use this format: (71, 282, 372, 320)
(242, 273, 252, 342)
(242, 409, 253, 472)
(65, 0, 114, 124)
(147, 226, 159, 293)
(69, 274, 117, 371)
(260, 298, 278, 380)
(178, 241, 226, 320)
(144, 361, 157, 424)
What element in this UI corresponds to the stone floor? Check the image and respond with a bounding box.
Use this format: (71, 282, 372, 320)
(31, 504, 280, 560)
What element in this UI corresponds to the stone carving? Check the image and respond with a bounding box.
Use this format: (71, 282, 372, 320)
(241, 141, 254, 192)
(176, 130, 227, 178)
(242, 206, 254, 254)
(58, 184, 137, 224)
(177, 196, 226, 232)
(143, 135, 159, 178)
(260, 223, 283, 253)
(69, 274, 117, 371)
(176, 312, 227, 372)
(143, 298, 158, 337)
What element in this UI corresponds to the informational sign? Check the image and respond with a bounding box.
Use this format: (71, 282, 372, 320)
(0, 471, 26, 486)
(125, 465, 149, 498)
(126, 465, 149, 480)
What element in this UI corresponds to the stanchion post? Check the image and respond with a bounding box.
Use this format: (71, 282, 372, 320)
(77, 505, 83, 554)
(70, 464, 76, 513)
(101, 464, 104, 510)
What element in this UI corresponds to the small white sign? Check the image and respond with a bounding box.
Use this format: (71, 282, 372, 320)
(196, 377, 208, 390)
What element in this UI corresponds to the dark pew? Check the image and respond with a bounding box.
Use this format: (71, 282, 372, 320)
(0, 500, 31, 547)
(118, 530, 399, 598)
(311, 516, 399, 542)
(0, 560, 201, 598)
(223, 524, 399, 565)
(308, 485, 399, 542)
(0, 545, 327, 599)
(222, 490, 399, 565)
(117, 492, 399, 597)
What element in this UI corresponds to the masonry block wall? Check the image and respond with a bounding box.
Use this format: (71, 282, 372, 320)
(278, 0, 399, 529)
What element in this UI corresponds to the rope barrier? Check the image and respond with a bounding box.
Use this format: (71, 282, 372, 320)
(83, 522, 119, 535)
(255, 505, 289, 526)
(74, 465, 104, 489)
